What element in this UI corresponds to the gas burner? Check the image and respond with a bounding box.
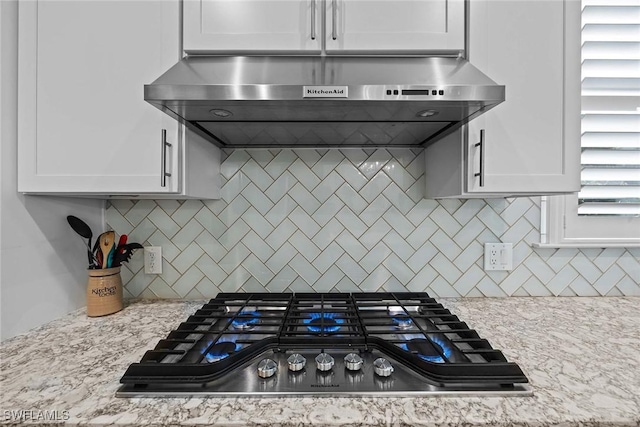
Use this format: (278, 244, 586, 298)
(392, 317, 413, 330)
(304, 312, 344, 333)
(231, 311, 260, 330)
(204, 341, 237, 363)
(401, 337, 452, 364)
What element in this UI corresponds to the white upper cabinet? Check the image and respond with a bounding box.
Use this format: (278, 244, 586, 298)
(325, 0, 464, 54)
(183, 0, 322, 53)
(425, 0, 581, 198)
(183, 0, 464, 54)
(18, 0, 220, 198)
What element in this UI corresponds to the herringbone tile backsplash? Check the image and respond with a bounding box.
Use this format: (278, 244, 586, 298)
(106, 149, 640, 298)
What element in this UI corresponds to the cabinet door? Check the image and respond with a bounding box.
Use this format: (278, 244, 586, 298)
(18, 0, 180, 194)
(465, 0, 580, 194)
(325, 0, 464, 54)
(183, 0, 321, 53)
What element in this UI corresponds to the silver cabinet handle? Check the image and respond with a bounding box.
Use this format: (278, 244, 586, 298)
(161, 129, 172, 187)
(332, 0, 337, 40)
(474, 129, 485, 187)
(311, 0, 316, 40)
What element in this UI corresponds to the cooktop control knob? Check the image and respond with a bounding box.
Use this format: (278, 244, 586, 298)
(257, 358, 277, 378)
(344, 353, 364, 371)
(373, 358, 394, 377)
(315, 353, 334, 372)
(287, 353, 306, 372)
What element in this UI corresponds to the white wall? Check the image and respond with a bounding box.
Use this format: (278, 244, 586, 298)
(1, 0, 105, 340)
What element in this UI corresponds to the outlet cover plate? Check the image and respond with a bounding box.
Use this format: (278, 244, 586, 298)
(484, 243, 513, 271)
(144, 246, 162, 274)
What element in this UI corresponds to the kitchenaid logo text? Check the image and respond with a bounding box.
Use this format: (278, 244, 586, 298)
(91, 286, 117, 297)
(303, 86, 348, 98)
(3, 410, 70, 422)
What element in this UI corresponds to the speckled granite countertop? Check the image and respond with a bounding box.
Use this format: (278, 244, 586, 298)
(1, 297, 639, 427)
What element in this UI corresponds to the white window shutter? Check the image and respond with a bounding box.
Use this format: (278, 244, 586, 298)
(579, 1, 640, 216)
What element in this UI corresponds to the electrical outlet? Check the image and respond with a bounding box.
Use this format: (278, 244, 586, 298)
(484, 243, 513, 271)
(144, 246, 162, 274)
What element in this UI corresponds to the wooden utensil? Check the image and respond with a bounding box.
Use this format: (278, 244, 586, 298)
(99, 231, 116, 269)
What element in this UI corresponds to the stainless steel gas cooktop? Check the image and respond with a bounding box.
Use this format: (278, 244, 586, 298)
(117, 292, 531, 397)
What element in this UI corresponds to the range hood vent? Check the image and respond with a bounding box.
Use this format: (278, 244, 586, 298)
(145, 56, 504, 148)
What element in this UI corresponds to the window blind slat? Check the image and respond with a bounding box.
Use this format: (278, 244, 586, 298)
(580, 3, 640, 217)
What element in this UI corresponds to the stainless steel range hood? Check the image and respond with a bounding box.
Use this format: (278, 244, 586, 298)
(145, 56, 504, 148)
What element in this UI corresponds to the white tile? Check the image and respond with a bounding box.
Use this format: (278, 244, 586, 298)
(220, 150, 250, 179)
(359, 265, 392, 292)
(218, 219, 251, 251)
(499, 264, 532, 296)
(194, 207, 226, 239)
(477, 205, 508, 237)
(594, 247, 626, 272)
(430, 205, 462, 237)
(312, 150, 344, 179)
(312, 242, 344, 273)
(593, 265, 625, 295)
(406, 175, 425, 203)
(500, 217, 533, 247)
(220, 171, 250, 203)
(383, 159, 416, 191)
(382, 183, 415, 215)
(171, 200, 204, 227)
(288, 183, 321, 215)
(336, 254, 368, 284)
(285, 277, 314, 293)
(522, 276, 553, 296)
(382, 231, 415, 262)
(147, 206, 181, 239)
(193, 277, 220, 298)
(219, 266, 251, 292)
(148, 277, 180, 298)
(524, 253, 556, 284)
(430, 253, 462, 285)
(312, 171, 345, 203)
(195, 255, 227, 286)
(243, 254, 275, 285)
(265, 195, 296, 227)
(360, 242, 392, 273)
(359, 149, 391, 179)
(246, 148, 275, 167)
(240, 231, 275, 263)
(569, 276, 600, 296)
(265, 171, 296, 204)
(289, 206, 321, 238)
(382, 276, 408, 293)
(335, 230, 367, 261)
(195, 230, 227, 263)
(406, 218, 438, 250)
(359, 194, 391, 227)
(388, 148, 419, 168)
(569, 253, 602, 283)
(546, 265, 579, 295)
(333, 276, 361, 292)
(616, 251, 640, 280)
(289, 230, 321, 262)
(406, 199, 438, 226)
(336, 183, 368, 215)
(265, 150, 297, 179)
(106, 206, 133, 236)
(266, 242, 297, 273)
(155, 199, 180, 216)
(439, 199, 463, 215)
(427, 276, 461, 297)
(109, 199, 134, 215)
(382, 207, 415, 238)
(383, 254, 414, 284)
(289, 254, 321, 285)
(335, 160, 368, 191)
(266, 218, 297, 250)
(241, 182, 275, 215)
(312, 218, 345, 250)
(125, 199, 157, 227)
(545, 248, 579, 273)
(360, 172, 392, 203)
(336, 206, 368, 238)
(453, 264, 484, 296)
(340, 148, 368, 166)
(241, 159, 275, 191)
(171, 242, 204, 274)
(266, 265, 298, 292)
(218, 195, 250, 227)
(407, 242, 438, 273)
(172, 218, 205, 251)
(288, 158, 321, 191)
(406, 265, 438, 292)
(311, 194, 344, 227)
(615, 275, 640, 296)
(241, 207, 275, 239)
(452, 217, 485, 249)
(218, 243, 250, 274)
(452, 199, 485, 226)
(430, 229, 462, 261)
(476, 277, 508, 297)
(172, 266, 205, 297)
(501, 198, 533, 226)
(312, 265, 345, 292)
(293, 149, 321, 167)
